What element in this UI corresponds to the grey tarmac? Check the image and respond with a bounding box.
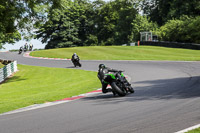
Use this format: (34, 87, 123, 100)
(0, 52, 200, 133)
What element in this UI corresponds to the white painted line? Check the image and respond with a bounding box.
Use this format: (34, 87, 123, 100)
(175, 124, 200, 133)
(0, 100, 72, 116)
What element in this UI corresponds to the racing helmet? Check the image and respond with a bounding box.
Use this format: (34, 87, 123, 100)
(99, 64, 105, 69)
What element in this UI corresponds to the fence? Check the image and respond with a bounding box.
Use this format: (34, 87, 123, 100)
(0, 60, 17, 83)
(140, 41, 200, 50)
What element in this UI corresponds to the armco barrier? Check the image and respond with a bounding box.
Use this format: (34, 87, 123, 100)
(0, 60, 17, 83)
(140, 41, 200, 50)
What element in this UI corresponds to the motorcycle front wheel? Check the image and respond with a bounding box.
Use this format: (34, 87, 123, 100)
(128, 86, 134, 93)
(111, 82, 126, 96)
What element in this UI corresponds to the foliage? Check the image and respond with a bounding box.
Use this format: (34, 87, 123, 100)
(142, 0, 200, 25)
(36, 0, 156, 48)
(85, 34, 98, 46)
(36, 0, 94, 48)
(0, 0, 61, 48)
(95, 0, 144, 45)
(1, 0, 199, 49)
(158, 16, 200, 43)
(132, 14, 158, 41)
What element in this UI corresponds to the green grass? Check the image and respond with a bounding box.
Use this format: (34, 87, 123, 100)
(186, 128, 200, 133)
(30, 46, 200, 61)
(0, 64, 100, 114)
(0, 63, 4, 68)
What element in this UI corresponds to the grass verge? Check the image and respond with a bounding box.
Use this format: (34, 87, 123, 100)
(30, 46, 200, 61)
(0, 64, 100, 114)
(0, 63, 4, 68)
(186, 128, 200, 133)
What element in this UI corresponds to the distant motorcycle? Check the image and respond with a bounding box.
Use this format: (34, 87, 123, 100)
(72, 58, 81, 67)
(18, 47, 23, 54)
(104, 70, 134, 96)
(24, 47, 27, 52)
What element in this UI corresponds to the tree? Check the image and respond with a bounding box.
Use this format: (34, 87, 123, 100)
(114, 0, 138, 44)
(95, 1, 118, 45)
(36, 0, 79, 48)
(36, 0, 157, 48)
(95, 0, 153, 45)
(0, 0, 61, 48)
(158, 16, 200, 43)
(141, 0, 200, 25)
(36, 0, 96, 48)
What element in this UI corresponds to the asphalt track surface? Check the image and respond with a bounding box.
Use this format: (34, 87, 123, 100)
(1, 52, 200, 133)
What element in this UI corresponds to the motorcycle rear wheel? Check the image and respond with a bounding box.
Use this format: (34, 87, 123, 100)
(111, 82, 126, 96)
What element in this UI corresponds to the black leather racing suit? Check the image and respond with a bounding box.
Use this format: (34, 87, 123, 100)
(97, 67, 117, 93)
(71, 54, 79, 62)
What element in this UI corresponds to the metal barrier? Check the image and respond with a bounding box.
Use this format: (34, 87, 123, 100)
(0, 61, 17, 83)
(140, 41, 200, 50)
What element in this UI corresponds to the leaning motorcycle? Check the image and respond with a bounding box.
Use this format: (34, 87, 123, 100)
(18, 48, 23, 54)
(104, 70, 134, 96)
(72, 58, 81, 67)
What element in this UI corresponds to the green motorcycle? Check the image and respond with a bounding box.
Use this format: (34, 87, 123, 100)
(104, 70, 134, 96)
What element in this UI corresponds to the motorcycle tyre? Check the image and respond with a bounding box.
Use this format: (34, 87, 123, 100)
(128, 86, 134, 93)
(72, 61, 76, 67)
(111, 82, 126, 96)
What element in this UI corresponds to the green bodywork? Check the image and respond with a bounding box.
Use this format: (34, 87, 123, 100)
(104, 73, 124, 84)
(106, 73, 115, 79)
(121, 73, 124, 77)
(104, 81, 109, 84)
(103, 73, 115, 84)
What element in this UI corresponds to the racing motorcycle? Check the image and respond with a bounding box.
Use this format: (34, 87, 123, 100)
(105, 70, 134, 96)
(72, 58, 81, 67)
(18, 47, 23, 54)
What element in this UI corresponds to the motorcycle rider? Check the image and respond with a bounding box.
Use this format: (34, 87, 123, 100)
(24, 43, 28, 52)
(97, 64, 117, 95)
(71, 53, 82, 67)
(29, 43, 33, 51)
(18, 46, 23, 54)
(71, 53, 79, 62)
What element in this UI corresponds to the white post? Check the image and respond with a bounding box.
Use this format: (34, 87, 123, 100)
(14, 61, 18, 72)
(0, 68, 3, 83)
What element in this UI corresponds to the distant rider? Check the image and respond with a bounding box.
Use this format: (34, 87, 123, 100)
(71, 53, 79, 62)
(97, 64, 117, 95)
(29, 43, 33, 51)
(18, 46, 23, 54)
(24, 43, 28, 52)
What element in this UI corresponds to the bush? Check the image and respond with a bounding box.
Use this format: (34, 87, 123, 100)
(158, 16, 200, 44)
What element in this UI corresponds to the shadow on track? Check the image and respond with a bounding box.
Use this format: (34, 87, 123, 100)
(133, 76, 200, 100)
(66, 66, 76, 68)
(83, 76, 200, 104)
(66, 66, 82, 69)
